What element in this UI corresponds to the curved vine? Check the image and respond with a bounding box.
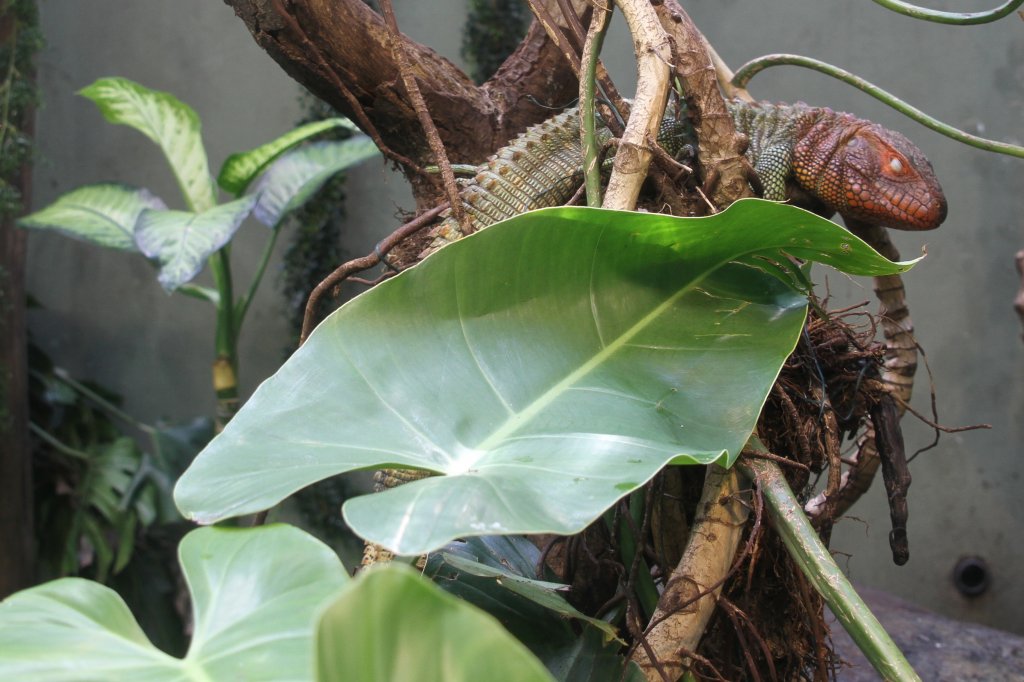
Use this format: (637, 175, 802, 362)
(870, 0, 1024, 25)
(732, 53, 1024, 158)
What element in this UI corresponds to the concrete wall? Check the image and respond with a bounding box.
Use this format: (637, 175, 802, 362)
(28, 1, 1024, 632)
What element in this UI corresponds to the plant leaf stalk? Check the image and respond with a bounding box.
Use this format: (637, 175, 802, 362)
(738, 450, 921, 682)
(870, 0, 1023, 24)
(732, 54, 1024, 159)
(579, 3, 611, 208)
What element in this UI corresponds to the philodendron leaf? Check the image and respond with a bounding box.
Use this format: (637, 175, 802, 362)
(437, 552, 619, 641)
(175, 201, 915, 555)
(135, 196, 257, 292)
(422, 538, 641, 681)
(218, 117, 363, 196)
(250, 138, 380, 228)
(17, 183, 166, 250)
(317, 564, 555, 682)
(0, 525, 349, 681)
(79, 77, 217, 211)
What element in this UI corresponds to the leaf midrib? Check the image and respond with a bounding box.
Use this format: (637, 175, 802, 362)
(474, 273, 708, 452)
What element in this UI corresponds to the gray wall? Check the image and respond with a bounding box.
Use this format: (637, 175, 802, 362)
(28, 1, 1024, 633)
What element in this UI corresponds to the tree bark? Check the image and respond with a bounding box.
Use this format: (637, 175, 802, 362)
(222, 0, 584, 205)
(0, 6, 35, 599)
(0, 214, 32, 600)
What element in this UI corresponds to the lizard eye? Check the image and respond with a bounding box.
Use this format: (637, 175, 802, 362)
(889, 157, 905, 174)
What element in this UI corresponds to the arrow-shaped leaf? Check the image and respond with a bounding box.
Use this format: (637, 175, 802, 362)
(218, 118, 363, 196)
(250, 138, 380, 229)
(17, 183, 166, 250)
(0, 525, 349, 681)
(435, 550, 619, 641)
(317, 565, 555, 682)
(135, 196, 257, 292)
(174, 201, 915, 555)
(79, 78, 217, 211)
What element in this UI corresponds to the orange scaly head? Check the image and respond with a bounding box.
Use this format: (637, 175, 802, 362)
(792, 111, 947, 230)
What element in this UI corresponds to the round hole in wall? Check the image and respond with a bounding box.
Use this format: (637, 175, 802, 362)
(952, 556, 990, 597)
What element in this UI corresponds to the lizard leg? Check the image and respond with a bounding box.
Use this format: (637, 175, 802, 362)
(752, 143, 793, 202)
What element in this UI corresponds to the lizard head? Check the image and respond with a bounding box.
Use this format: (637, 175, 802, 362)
(793, 115, 947, 231)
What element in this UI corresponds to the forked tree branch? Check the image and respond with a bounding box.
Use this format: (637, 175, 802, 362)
(222, 0, 583, 202)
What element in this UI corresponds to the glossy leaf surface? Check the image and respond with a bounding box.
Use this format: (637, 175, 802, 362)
(250, 138, 380, 228)
(17, 183, 166, 250)
(175, 201, 914, 555)
(425, 535, 618, 640)
(317, 565, 555, 682)
(79, 77, 217, 210)
(217, 117, 362, 196)
(421, 536, 646, 680)
(135, 196, 257, 292)
(0, 525, 349, 681)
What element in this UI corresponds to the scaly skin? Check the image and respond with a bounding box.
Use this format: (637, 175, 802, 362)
(362, 100, 947, 568)
(733, 101, 947, 230)
(420, 107, 692, 256)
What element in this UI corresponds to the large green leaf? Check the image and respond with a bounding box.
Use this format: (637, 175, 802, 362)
(0, 525, 349, 681)
(134, 196, 257, 292)
(426, 535, 618, 640)
(217, 117, 362, 196)
(250, 138, 380, 229)
(317, 564, 556, 682)
(17, 183, 166, 250)
(423, 537, 644, 680)
(175, 201, 914, 555)
(79, 77, 217, 211)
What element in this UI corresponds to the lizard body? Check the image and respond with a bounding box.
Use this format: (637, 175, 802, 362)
(362, 99, 946, 567)
(422, 100, 945, 259)
(734, 101, 946, 230)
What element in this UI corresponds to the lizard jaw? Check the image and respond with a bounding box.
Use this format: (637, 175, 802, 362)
(836, 128, 947, 230)
(793, 115, 948, 231)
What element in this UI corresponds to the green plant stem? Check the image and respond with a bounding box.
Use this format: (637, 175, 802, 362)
(871, 0, 1023, 24)
(28, 422, 90, 461)
(621, 490, 659, 620)
(178, 283, 219, 305)
(738, 453, 921, 682)
(235, 226, 280, 330)
(209, 247, 240, 426)
(50, 368, 156, 436)
(579, 4, 611, 208)
(731, 53, 1024, 159)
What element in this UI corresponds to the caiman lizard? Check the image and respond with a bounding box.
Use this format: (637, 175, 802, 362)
(360, 98, 947, 567)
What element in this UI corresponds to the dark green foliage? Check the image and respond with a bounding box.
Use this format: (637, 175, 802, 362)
(461, 0, 531, 84)
(28, 341, 209, 651)
(28, 343, 206, 583)
(0, 0, 44, 219)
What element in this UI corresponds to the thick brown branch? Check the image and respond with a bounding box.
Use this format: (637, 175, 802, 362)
(653, 1, 753, 210)
(224, 0, 581, 203)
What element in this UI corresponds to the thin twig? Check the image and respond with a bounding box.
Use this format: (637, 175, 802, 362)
(554, 0, 587, 49)
(377, 0, 469, 232)
(524, 0, 582, 75)
(299, 203, 448, 343)
(888, 391, 991, 434)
